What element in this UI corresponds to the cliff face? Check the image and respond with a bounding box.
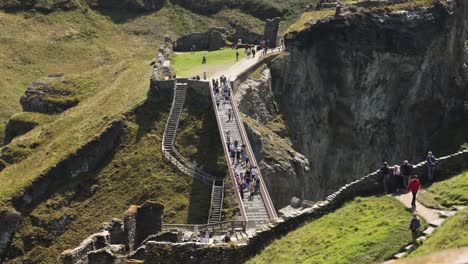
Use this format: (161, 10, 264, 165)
(266, 1, 467, 200)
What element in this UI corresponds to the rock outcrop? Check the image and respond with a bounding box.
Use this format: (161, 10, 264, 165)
(267, 0, 467, 200)
(0, 0, 81, 12)
(228, 24, 263, 45)
(0, 208, 21, 263)
(235, 67, 312, 208)
(20, 74, 79, 114)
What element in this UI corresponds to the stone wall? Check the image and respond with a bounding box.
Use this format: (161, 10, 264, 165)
(263, 18, 280, 48)
(151, 37, 173, 81)
(187, 80, 210, 97)
(175, 29, 227, 52)
(61, 202, 163, 264)
(141, 150, 468, 263)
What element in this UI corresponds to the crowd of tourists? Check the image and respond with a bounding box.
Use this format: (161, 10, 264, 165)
(379, 151, 438, 247)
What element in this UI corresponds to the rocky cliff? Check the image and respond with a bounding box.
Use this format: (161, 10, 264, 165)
(238, 0, 468, 202)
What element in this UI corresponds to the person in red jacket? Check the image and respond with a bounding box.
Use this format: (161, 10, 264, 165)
(407, 175, 422, 208)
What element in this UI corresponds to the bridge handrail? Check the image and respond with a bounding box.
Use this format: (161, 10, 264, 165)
(162, 220, 246, 233)
(209, 84, 248, 222)
(228, 92, 278, 220)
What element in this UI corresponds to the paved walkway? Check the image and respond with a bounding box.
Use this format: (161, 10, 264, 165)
(393, 192, 440, 223)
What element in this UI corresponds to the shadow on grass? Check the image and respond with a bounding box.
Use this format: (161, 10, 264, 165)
(135, 92, 173, 142)
(92, 7, 149, 24)
(187, 179, 212, 224)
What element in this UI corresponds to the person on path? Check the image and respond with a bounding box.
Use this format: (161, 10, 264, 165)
(248, 181, 256, 201)
(409, 213, 421, 247)
(252, 48, 256, 57)
(203, 72, 207, 80)
(407, 175, 422, 208)
(224, 90, 229, 104)
(426, 151, 436, 182)
(216, 95, 220, 108)
(251, 166, 258, 179)
(202, 55, 206, 64)
(239, 185, 244, 200)
(227, 109, 232, 122)
(380, 162, 391, 194)
(236, 146, 242, 163)
(236, 51, 239, 61)
(401, 160, 413, 190)
(393, 165, 402, 194)
(255, 177, 260, 194)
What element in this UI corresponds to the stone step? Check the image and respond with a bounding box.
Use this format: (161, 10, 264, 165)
(393, 252, 405, 259)
(429, 218, 445, 227)
(423, 226, 436, 236)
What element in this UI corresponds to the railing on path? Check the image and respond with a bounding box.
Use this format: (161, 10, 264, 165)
(162, 220, 246, 234)
(161, 80, 224, 224)
(227, 89, 278, 220)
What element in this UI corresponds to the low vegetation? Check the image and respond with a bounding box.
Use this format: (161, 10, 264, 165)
(248, 196, 414, 264)
(6, 93, 214, 263)
(417, 171, 468, 209)
(410, 208, 468, 256)
(173, 48, 247, 78)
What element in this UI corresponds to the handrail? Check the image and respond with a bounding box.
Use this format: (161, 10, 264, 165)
(209, 83, 248, 222)
(228, 90, 278, 220)
(208, 181, 216, 223)
(162, 220, 247, 233)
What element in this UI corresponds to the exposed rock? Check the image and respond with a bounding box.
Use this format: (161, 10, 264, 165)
(103, 218, 126, 245)
(87, 248, 117, 264)
(174, 29, 226, 52)
(263, 17, 281, 48)
(20, 75, 80, 114)
(0, 208, 21, 263)
(30, 213, 77, 237)
(270, 1, 467, 200)
(290, 197, 302, 208)
(151, 37, 173, 81)
(4, 116, 38, 145)
(228, 24, 263, 45)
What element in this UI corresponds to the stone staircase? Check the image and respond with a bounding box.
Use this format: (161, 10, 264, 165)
(208, 180, 224, 224)
(209, 83, 277, 226)
(162, 81, 224, 224)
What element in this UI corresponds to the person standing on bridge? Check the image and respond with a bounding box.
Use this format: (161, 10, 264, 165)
(380, 162, 391, 194)
(407, 175, 421, 209)
(426, 151, 437, 182)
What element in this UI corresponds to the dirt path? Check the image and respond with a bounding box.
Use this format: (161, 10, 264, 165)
(393, 192, 441, 223)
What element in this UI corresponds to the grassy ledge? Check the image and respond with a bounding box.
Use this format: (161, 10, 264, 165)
(247, 196, 414, 264)
(417, 171, 468, 209)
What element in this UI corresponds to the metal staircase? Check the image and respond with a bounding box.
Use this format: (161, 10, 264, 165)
(208, 180, 224, 223)
(161, 81, 224, 224)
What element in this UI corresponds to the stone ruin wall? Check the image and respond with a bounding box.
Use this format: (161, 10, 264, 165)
(57, 149, 468, 264)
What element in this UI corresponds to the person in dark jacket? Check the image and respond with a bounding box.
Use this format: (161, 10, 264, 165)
(401, 160, 413, 190)
(380, 162, 391, 194)
(426, 151, 437, 182)
(409, 213, 421, 247)
(407, 175, 422, 208)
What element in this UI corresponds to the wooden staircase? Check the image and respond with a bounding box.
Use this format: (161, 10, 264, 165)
(161, 81, 224, 224)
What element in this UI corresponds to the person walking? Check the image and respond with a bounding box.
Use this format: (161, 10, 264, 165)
(409, 213, 421, 247)
(227, 109, 232, 122)
(401, 160, 413, 191)
(252, 48, 256, 58)
(202, 55, 207, 64)
(239, 185, 244, 200)
(380, 162, 391, 194)
(203, 72, 207, 80)
(236, 51, 239, 61)
(426, 151, 436, 182)
(248, 181, 256, 201)
(407, 175, 422, 208)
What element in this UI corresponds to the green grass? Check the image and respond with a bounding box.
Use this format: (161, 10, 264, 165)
(173, 48, 247, 78)
(6, 94, 213, 263)
(410, 208, 468, 257)
(248, 196, 414, 264)
(417, 171, 468, 209)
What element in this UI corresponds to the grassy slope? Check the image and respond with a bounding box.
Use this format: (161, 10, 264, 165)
(417, 171, 468, 209)
(411, 208, 468, 256)
(7, 93, 213, 263)
(173, 48, 247, 78)
(248, 196, 414, 264)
